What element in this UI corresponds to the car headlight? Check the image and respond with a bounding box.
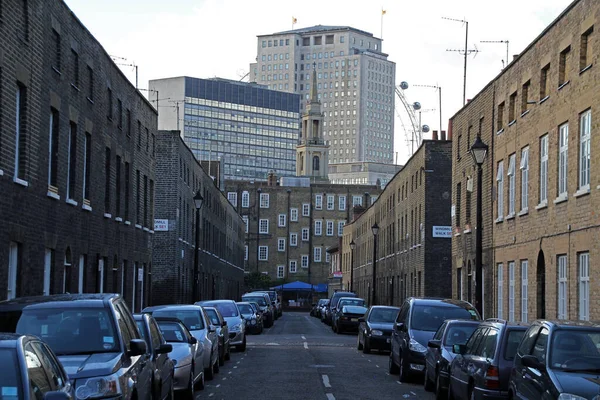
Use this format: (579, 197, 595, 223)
(76, 374, 122, 399)
(250, 319, 257, 325)
(231, 323, 242, 331)
(371, 330, 383, 336)
(558, 395, 588, 400)
(409, 338, 427, 353)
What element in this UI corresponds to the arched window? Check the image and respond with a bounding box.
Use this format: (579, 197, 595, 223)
(313, 156, 320, 171)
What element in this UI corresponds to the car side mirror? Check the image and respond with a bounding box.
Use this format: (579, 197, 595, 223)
(209, 326, 216, 333)
(129, 339, 147, 357)
(394, 322, 404, 332)
(44, 391, 71, 400)
(222, 321, 227, 327)
(358, 317, 365, 323)
(452, 344, 466, 355)
(157, 343, 173, 354)
(522, 355, 544, 370)
(428, 340, 442, 349)
(189, 336, 198, 345)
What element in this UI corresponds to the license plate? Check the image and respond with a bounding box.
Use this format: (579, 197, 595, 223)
(351, 318, 358, 322)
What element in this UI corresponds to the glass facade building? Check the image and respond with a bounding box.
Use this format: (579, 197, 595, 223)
(151, 77, 301, 181)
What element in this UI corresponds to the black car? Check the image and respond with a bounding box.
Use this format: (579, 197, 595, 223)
(423, 319, 479, 399)
(236, 302, 263, 334)
(389, 297, 480, 382)
(134, 313, 175, 400)
(332, 297, 367, 333)
(325, 291, 357, 326)
(509, 320, 600, 400)
(334, 305, 368, 333)
(0, 294, 153, 399)
(0, 333, 74, 400)
(357, 306, 399, 353)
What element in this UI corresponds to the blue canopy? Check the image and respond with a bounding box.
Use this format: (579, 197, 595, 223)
(271, 281, 328, 292)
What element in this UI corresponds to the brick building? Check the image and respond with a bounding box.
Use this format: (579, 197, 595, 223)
(342, 139, 453, 306)
(0, 0, 156, 311)
(451, 0, 600, 321)
(153, 131, 245, 305)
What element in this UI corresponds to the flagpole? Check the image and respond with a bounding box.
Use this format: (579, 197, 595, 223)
(381, 9, 383, 39)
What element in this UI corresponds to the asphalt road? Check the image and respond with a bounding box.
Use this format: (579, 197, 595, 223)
(199, 311, 435, 400)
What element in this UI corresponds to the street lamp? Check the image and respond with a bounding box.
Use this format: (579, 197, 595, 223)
(349, 240, 356, 292)
(192, 190, 204, 302)
(371, 223, 379, 306)
(470, 135, 488, 317)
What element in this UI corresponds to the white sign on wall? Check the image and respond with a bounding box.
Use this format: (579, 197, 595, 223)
(138, 269, 144, 281)
(154, 219, 169, 231)
(432, 226, 452, 238)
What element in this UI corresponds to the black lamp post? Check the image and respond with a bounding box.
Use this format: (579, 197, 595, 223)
(371, 222, 379, 306)
(349, 240, 356, 292)
(192, 190, 204, 302)
(470, 135, 488, 317)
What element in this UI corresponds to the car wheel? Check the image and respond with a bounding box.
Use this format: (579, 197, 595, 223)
(388, 351, 399, 374)
(357, 334, 363, 350)
(398, 352, 409, 382)
(435, 371, 445, 400)
(362, 336, 370, 354)
(205, 354, 215, 380)
(424, 363, 434, 391)
(184, 369, 194, 400)
(237, 335, 247, 352)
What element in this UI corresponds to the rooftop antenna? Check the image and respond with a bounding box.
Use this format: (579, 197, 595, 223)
(480, 40, 510, 69)
(110, 55, 139, 88)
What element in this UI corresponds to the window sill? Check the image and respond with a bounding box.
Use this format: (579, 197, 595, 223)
(495, 217, 504, 224)
(66, 199, 78, 207)
(574, 186, 590, 198)
(505, 213, 515, 221)
(463, 228, 472, 234)
(115, 217, 123, 222)
(104, 213, 112, 219)
(520, 110, 530, 118)
(454, 232, 461, 237)
(82, 204, 92, 212)
(580, 64, 593, 75)
(558, 80, 570, 91)
(518, 208, 529, 217)
(539, 95, 550, 105)
(70, 83, 81, 92)
(496, 128, 504, 135)
(87, 97, 94, 104)
(47, 190, 60, 201)
(508, 120, 516, 127)
(13, 177, 29, 187)
(52, 67, 62, 76)
(535, 202, 548, 210)
(553, 194, 568, 205)
(143, 227, 150, 232)
(150, 230, 155, 234)
(135, 224, 143, 229)
(0, 169, 3, 176)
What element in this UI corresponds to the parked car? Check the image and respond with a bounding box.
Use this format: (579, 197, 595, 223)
(143, 305, 220, 380)
(0, 333, 74, 400)
(390, 297, 480, 382)
(236, 302, 263, 334)
(325, 291, 357, 325)
(333, 305, 368, 334)
(200, 306, 230, 366)
(312, 299, 329, 318)
(0, 293, 153, 400)
(448, 318, 528, 400)
(154, 317, 205, 399)
(256, 290, 282, 318)
(423, 319, 480, 399)
(509, 320, 600, 400)
(332, 297, 367, 333)
(242, 293, 274, 328)
(134, 313, 175, 400)
(247, 301, 265, 328)
(196, 300, 246, 352)
(357, 306, 400, 353)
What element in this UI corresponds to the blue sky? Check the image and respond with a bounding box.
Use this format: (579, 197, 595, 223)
(65, 0, 572, 164)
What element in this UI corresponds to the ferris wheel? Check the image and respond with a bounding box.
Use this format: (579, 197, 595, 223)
(395, 81, 430, 158)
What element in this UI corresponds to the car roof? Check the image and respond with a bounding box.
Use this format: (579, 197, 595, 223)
(236, 302, 252, 305)
(143, 304, 203, 312)
(196, 300, 236, 305)
(153, 316, 185, 324)
(444, 319, 480, 326)
(408, 297, 476, 309)
(332, 292, 355, 297)
(537, 319, 600, 329)
(0, 333, 26, 348)
(370, 305, 399, 310)
(338, 297, 364, 301)
(481, 318, 530, 328)
(0, 293, 118, 310)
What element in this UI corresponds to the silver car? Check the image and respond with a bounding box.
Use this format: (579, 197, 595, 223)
(143, 305, 220, 381)
(154, 317, 204, 398)
(197, 300, 246, 352)
(201, 306, 231, 365)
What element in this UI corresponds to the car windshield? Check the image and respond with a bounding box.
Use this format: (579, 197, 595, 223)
(237, 304, 254, 314)
(0, 348, 22, 399)
(151, 310, 204, 331)
(243, 297, 266, 306)
(339, 299, 366, 308)
(504, 330, 526, 360)
(210, 303, 239, 318)
(411, 305, 477, 332)
(156, 321, 187, 343)
(368, 308, 399, 323)
(203, 309, 221, 326)
(0, 308, 119, 356)
(445, 324, 478, 346)
(343, 306, 368, 315)
(550, 329, 600, 370)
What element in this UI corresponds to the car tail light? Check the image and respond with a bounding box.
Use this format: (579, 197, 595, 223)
(484, 365, 500, 390)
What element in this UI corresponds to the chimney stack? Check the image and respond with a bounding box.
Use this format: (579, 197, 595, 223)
(267, 170, 277, 187)
(432, 130, 439, 140)
(447, 119, 453, 140)
(513, 54, 519, 61)
(441, 130, 447, 140)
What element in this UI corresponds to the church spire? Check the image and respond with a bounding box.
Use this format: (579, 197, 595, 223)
(309, 62, 318, 103)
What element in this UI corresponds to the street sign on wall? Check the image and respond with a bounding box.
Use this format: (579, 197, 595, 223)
(154, 219, 169, 231)
(432, 226, 452, 238)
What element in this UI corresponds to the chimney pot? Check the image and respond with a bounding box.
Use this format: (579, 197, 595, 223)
(432, 130, 439, 140)
(513, 54, 519, 60)
(441, 130, 446, 140)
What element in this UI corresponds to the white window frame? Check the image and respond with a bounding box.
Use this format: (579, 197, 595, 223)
(579, 252, 590, 321)
(78, 255, 85, 294)
(540, 135, 548, 204)
(302, 203, 310, 216)
(314, 220, 322, 236)
(337, 221, 345, 237)
(508, 261, 515, 322)
(520, 147, 529, 212)
(326, 220, 334, 236)
(259, 219, 269, 234)
(278, 214, 286, 227)
(327, 195, 335, 210)
(507, 154, 516, 216)
(260, 193, 270, 208)
(290, 233, 298, 246)
(242, 215, 249, 233)
(14, 87, 22, 181)
(521, 260, 528, 323)
(290, 208, 298, 222)
(244, 245, 248, 261)
(326, 250, 331, 263)
(314, 247, 322, 262)
(44, 249, 52, 296)
(315, 194, 323, 210)
(227, 192, 238, 207)
(558, 123, 569, 197)
(258, 246, 268, 261)
(496, 161, 504, 220)
(558, 255, 567, 320)
(289, 260, 297, 273)
(339, 195, 347, 211)
(241, 191, 250, 208)
(277, 238, 286, 252)
(352, 195, 363, 207)
(302, 228, 309, 241)
(579, 110, 591, 190)
(301, 255, 309, 268)
(277, 266, 285, 279)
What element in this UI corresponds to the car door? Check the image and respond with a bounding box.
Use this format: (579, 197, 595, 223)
(518, 327, 549, 399)
(473, 327, 499, 393)
(452, 326, 487, 399)
(426, 322, 447, 382)
(201, 308, 218, 363)
(392, 302, 409, 364)
(149, 317, 172, 399)
(30, 341, 72, 397)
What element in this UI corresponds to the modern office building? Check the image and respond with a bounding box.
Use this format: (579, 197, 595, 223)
(149, 77, 301, 181)
(250, 25, 396, 164)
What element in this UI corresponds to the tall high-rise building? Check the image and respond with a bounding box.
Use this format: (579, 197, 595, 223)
(250, 25, 396, 164)
(150, 77, 300, 181)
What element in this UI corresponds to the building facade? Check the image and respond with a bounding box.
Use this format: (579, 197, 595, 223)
(149, 77, 300, 182)
(153, 131, 245, 305)
(0, 0, 156, 311)
(250, 25, 396, 164)
(328, 161, 402, 188)
(451, 0, 600, 321)
(343, 139, 453, 306)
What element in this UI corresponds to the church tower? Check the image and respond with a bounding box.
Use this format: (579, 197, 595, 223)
(296, 64, 329, 181)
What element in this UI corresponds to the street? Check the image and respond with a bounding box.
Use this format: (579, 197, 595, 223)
(201, 311, 434, 400)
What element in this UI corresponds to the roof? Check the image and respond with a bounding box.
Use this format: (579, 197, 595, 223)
(408, 297, 477, 309)
(0, 293, 117, 310)
(195, 300, 236, 306)
(267, 25, 374, 37)
(143, 304, 203, 313)
(539, 320, 600, 329)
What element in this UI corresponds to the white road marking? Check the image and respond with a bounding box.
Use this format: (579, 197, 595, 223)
(410, 392, 416, 396)
(233, 366, 238, 369)
(208, 394, 214, 398)
(216, 384, 221, 388)
(228, 371, 232, 375)
(322, 375, 331, 388)
(301, 335, 306, 340)
(236, 361, 240, 364)
(396, 381, 402, 385)
(386, 373, 390, 376)
(303, 342, 309, 349)
(326, 394, 336, 400)
(222, 377, 227, 381)
(376, 365, 380, 368)
(368, 359, 371, 362)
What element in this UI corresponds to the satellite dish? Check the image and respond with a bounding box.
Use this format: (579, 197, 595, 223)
(422, 125, 430, 133)
(400, 81, 409, 90)
(412, 102, 421, 110)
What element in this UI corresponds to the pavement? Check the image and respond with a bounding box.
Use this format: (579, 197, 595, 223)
(198, 311, 435, 400)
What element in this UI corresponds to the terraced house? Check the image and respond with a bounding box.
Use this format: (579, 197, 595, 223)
(451, 0, 600, 321)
